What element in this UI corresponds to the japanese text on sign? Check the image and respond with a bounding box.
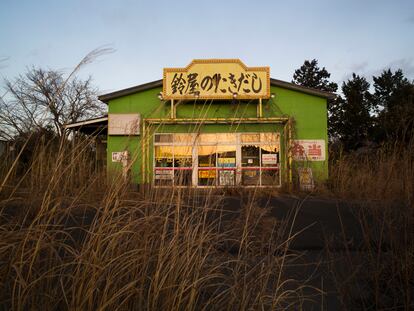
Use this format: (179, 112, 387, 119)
(291, 140, 326, 161)
(199, 170, 216, 178)
(163, 59, 270, 100)
(112, 151, 129, 163)
(298, 168, 314, 191)
(262, 154, 278, 165)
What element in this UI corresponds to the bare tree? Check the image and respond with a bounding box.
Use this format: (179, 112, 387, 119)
(0, 47, 113, 139)
(0, 68, 103, 138)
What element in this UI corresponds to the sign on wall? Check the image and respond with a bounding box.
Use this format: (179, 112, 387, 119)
(112, 151, 129, 163)
(108, 113, 140, 135)
(163, 59, 270, 100)
(298, 167, 314, 191)
(291, 140, 326, 161)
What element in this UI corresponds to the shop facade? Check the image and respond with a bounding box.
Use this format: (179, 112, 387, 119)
(98, 59, 333, 188)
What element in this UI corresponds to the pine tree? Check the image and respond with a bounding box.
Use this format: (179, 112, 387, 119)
(292, 59, 338, 92)
(330, 74, 374, 150)
(372, 69, 414, 142)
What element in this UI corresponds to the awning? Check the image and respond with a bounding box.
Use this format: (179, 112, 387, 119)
(63, 116, 108, 135)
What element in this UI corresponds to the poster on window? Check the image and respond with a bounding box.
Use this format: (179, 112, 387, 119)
(217, 157, 236, 167)
(291, 140, 326, 161)
(219, 170, 235, 186)
(155, 169, 174, 179)
(199, 170, 216, 178)
(262, 154, 278, 165)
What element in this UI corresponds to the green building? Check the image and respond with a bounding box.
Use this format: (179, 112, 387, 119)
(69, 59, 333, 188)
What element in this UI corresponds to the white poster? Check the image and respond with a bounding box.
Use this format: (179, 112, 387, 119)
(219, 170, 235, 186)
(108, 113, 140, 135)
(112, 151, 129, 162)
(155, 169, 174, 179)
(262, 154, 277, 165)
(292, 140, 326, 161)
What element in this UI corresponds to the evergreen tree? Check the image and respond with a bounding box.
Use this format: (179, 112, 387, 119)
(372, 69, 414, 142)
(292, 59, 338, 92)
(330, 74, 373, 150)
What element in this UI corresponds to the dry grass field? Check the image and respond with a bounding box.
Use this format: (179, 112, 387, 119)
(0, 135, 413, 310)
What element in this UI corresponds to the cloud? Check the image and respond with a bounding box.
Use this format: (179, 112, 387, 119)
(341, 58, 414, 84)
(366, 58, 414, 81)
(385, 58, 414, 77)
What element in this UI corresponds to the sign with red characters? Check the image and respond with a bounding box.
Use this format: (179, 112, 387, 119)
(291, 140, 326, 161)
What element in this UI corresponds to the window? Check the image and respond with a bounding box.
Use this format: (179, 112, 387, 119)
(261, 144, 279, 186)
(241, 132, 280, 186)
(154, 134, 193, 186)
(173, 145, 192, 185)
(198, 145, 216, 186)
(154, 146, 173, 186)
(241, 145, 260, 185)
(153, 132, 281, 187)
(217, 145, 236, 186)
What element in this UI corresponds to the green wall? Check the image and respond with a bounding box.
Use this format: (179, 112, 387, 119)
(270, 87, 329, 181)
(107, 85, 328, 185)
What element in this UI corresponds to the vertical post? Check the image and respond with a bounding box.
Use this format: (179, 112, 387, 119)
(71, 130, 76, 186)
(259, 98, 263, 118)
(141, 121, 146, 184)
(192, 133, 198, 187)
(170, 99, 175, 119)
(94, 136, 98, 173)
(288, 118, 293, 191)
(235, 133, 241, 185)
(146, 123, 151, 184)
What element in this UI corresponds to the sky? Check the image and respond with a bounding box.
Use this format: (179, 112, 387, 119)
(1, 0, 414, 96)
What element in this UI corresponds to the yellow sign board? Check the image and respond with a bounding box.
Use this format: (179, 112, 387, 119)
(163, 59, 270, 100)
(199, 170, 216, 178)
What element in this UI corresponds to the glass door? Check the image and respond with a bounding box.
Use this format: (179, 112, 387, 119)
(198, 145, 217, 186)
(197, 133, 237, 187)
(241, 134, 261, 186)
(260, 133, 280, 186)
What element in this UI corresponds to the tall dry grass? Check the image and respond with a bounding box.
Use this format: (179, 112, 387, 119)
(326, 138, 414, 310)
(2, 133, 413, 310)
(328, 138, 413, 204)
(0, 136, 310, 310)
